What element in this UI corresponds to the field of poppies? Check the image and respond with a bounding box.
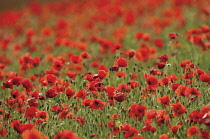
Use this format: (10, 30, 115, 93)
(0, 0, 210, 139)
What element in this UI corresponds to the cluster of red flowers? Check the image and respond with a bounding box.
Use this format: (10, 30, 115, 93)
(0, 0, 209, 138)
(186, 25, 210, 51)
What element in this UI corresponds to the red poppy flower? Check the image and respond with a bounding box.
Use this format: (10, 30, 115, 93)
(80, 52, 90, 59)
(110, 113, 120, 120)
(160, 77, 170, 86)
(35, 119, 45, 125)
(75, 89, 87, 100)
(201, 105, 210, 114)
(196, 68, 205, 76)
(27, 98, 39, 108)
(124, 11, 135, 25)
(123, 49, 135, 59)
(52, 59, 64, 71)
(10, 120, 34, 134)
(187, 126, 200, 137)
(25, 28, 35, 37)
(180, 59, 194, 70)
(134, 105, 147, 116)
(129, 103, 147, 120)
(170, 101, 186, 117)
(58, 110, 73, 119)
(0, 126, 6, 137)
(89, 81, 105, 92)
(91, 61, 99, 68)
(116, 58, 127, 68)
(132, 136, 145, 139)
(82, 99, 91, 106)
(157, 54, 168, 63)
(189, 110, 202, 122)
(29, 74, 37, 82)
(57, 56, 66, 64)
(75, 116, 86, 126)
(142, 33, 151, 41)
(54, 130, 78, 139)
(55, 19, 68, 30)
(108, 121, 116, 129)
(0, 71, 4, 81)
(74, 64, 83, 73)
(150, 68, 162, 75)
(156, 110, 170, 126)
(130, 73, 138, 80)
(83, 73, 94, 81)
(65, 88, 75, 98)
(38, 93, 45, 100)
(90, 99, 106, 110)
(22, 128, 49, 139)
(190, 88, 201, 97)
(18, 53, 41, 70)
(175, 85, 191, 97)
(135, 46, 156, 62)
(201, 24, 210, 33)
(166, 74, 178, 82)
(168, 33, 179, 41)
(116, 83, 131, 93)
(41, 27, 52, 36)
(123, 126, 139, 138)
(45, 68, 56, 75)
(141, 122, 157, 132)
(157, 95, 170, 108)
(158, 134, 169, 139)
(192, 36, 206, 51)
(171, 83, 180, 91)
(2, 80, 13, 90)
(154, 38, 164, 48)
(46, 74, 57, 85)
(98, 64, 109, 72)
(112, 44, 123, 52)
(98, 70, 107, 79)
(107, 121, 121, 136)
(31, 57, 41, 67)
(200, 74, 210, 83)
(10, 90, 20, 98)
(200, 105, 210, 126)
(25, 106, 37, 120)
(51, 105, 63, 114)
(128, 80, 140, 89)
(181, 72, 193, 79)
(145, 109, 157, 119)
(70, 55, 82, 64)
(106, 86, 115, 98)
(171, 125, 181, 134)
(21, 78, 33, 92)
(46, 88, 58, 98)
(66, 71, 77, 80)
(115, 71, 126, 78)
(11, 77, 23, 86)
(134, 32, 143, 40)
(36, 111, 49, 121)
(200, 130, 210, 139)
(144, 74, 159, 90)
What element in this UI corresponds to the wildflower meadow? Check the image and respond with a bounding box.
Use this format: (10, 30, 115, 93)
(0, 0, 209, 139)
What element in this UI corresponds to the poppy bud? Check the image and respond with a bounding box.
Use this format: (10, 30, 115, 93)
(114, 92, 125, 102)
(157, 62, 165, 69)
